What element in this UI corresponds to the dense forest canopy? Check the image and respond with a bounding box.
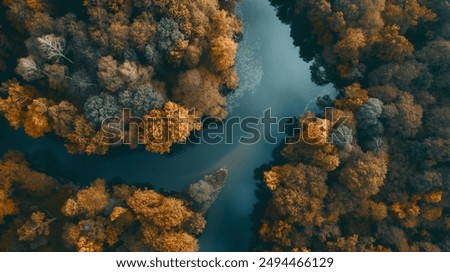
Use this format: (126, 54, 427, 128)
(0, 0, 242, 155)
(256, 0, 450, 251)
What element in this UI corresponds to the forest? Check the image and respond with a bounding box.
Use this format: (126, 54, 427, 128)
(0, 150, 227, 251)
(256, 0, 450, 251)
(1, 0, 449, 252)
(0, 0, 242, 154)
(0, 0, 238, 252)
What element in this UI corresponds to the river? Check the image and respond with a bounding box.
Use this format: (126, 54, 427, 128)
(0, 0, 333, 251)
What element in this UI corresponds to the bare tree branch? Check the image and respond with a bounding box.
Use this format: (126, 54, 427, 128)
(37, 34, 73, 64)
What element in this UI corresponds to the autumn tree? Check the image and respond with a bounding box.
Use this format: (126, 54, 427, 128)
(125, 187, 203, 251)
(140, 101, 202, 154)
(130, 12, 157, 49)
(0, 151, 57, 197)
(0, 81, 37, 130)
(0, 179, 18, 225)
(339, 151, 387, 198)
(311, 144, 341, 171)
(65, 115, 110, 155)
(127, 189, 193, 230)
(62, 179, 110, 217)
(107, 16, 130, 54)
(375, 25, 414, 63)
(96, 56, 125, 92)
(385, 92, 423, 138)
(335, 28, 366, 64)
(335, 83, 369, 111)
(48, 101, 78, 137)
(152, 231, 198, 252)
(174, 68, 227, 119)
(209, 36, 238, 72)
(367, 85, 399, 104)
(23, 98, 52, 138)
(17, 211, 54, 242)
(260, 162, 330, 250)
(63, 217, 108, 252)
(264, 163, 328, 227)
(383, 0, 437, 32)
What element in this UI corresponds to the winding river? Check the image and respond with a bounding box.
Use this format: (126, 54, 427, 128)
(0, 0, 333, 251)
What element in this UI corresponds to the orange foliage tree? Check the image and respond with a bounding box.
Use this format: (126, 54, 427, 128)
(139, 102, 202, 154)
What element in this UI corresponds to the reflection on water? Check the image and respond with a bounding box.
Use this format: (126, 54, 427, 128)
(0, 0, 333, 251)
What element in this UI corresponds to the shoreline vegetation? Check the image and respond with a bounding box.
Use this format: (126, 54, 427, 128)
(255, 0, 449, 251)
(0, 150, 228, 251)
